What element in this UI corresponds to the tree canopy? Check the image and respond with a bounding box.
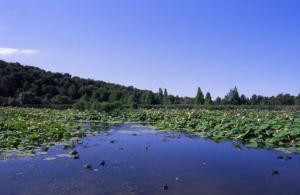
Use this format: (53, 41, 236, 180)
(0, 60, 299, 108)
(195, 87, 204, 105)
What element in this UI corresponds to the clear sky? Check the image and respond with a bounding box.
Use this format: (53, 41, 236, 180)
(0, 0, 299, 98)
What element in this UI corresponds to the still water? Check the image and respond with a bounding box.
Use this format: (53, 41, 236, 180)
(1, 124, 300, 195)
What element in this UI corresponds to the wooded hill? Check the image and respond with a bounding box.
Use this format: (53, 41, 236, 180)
(0, 60, 185, 108)
(0, 60, 299, 109)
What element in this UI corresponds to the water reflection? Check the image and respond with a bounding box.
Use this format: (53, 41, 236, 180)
(0, 124, 300, 195)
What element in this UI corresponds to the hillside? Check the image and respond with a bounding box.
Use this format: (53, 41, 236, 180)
(0, 60, 299, 108)
(0, 60, 179, 107)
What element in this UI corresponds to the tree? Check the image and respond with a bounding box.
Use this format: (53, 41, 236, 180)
(51, 95, 71, 104)
(141, 91, 154, 105)
(108, 92, 121, 102)
(195, 87, 204, 105)
(67, 84, 77, 98)
(240, 94, 249, 105)
(156, 88, 164, 104)
(158, 88, 163, 98)
(127, 90, 139, 105)
(17, 91, 41, 104)
(274, 93, 294, 105)
(204, 92, 212, 105)
(295, 94, 300, 105)
(162, 88, 171, 105)
(1, 60, 298, 108)
(224, 87, 240, 105)
(250, 94, 258, 105)
(163, 96, 171, 105)
(215, 97, 222, 105)
(163, 88, 168, 97)
(168, 95, 175, 104)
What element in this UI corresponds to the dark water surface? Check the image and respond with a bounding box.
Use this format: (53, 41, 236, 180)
(1, 124, 300, 195)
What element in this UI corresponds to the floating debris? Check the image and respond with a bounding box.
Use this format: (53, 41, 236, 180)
(15, 172, 23, 176)
(100, 160, 106, 166)
(36, 151, 48, 155)
(43, 157, 57, 161)
(285, 156, 292, 160)
(83, 164, 92, 169)
(69, 150, 78, 156)
(56, 154, 72, 158)
(233, 143, 242, 150)
(272, 169, 279, 176)
(163, 183, 169, 191)
(63, 144, 71, 149)
(72, 131, 86, 138)
(277, 155, 292, 161)
(40, 146, 49, 152)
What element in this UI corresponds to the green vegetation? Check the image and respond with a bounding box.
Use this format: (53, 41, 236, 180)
(1, 60, 300, 154)
(0, 60, 299, 108)
(195, 87, 204, 105)
(0, 60, 187, 107)
(1, 107, 300, 153)
(0, 108, 125, 152)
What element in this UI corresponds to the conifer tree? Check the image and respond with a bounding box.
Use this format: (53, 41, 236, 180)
(195, 87, 204, 105)
(204, 92, 212, 105)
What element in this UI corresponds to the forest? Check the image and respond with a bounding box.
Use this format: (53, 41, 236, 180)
(0, 60, 299, 109)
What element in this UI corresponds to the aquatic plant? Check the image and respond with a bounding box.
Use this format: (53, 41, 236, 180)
(1, 107, 300, 153)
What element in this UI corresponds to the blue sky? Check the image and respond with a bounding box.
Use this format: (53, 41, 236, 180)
(0, 0, 299, 98)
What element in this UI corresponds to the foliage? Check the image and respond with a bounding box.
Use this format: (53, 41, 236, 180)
(130, 108, 300, 153)
(51, 95, 72, 104)
(0, 60, 172, 106)
(224, 87, 241, 105)
(204, 92, 212, 105)
(0, 60, 299, 107)
(296, 94, 300, 105)
(1, 107, 300, 154)
(195, 87, 204, 105)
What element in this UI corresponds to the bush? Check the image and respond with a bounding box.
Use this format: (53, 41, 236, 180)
(51, 95, 71, 104)
(97, 102, 122, 112)
(17, 92, 41, 104)
(72, 99, 122, 112)
(73, 99, 87, 111)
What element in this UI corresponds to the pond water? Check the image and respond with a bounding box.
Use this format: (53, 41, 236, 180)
(1, 123, 300, 195)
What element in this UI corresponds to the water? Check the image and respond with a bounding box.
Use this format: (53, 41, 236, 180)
(1, 123, 300, 195)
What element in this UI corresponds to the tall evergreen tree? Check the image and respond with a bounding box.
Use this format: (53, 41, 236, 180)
(158, 88, 164, 104)
(224, 86, 240, 105)
(163, 88, 168, 97)
(158, 88, 163, 98)
(195, 87, 204, 105)
(204, 92, 212, 105)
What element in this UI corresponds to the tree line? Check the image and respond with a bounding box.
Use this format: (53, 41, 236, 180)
(195, 86, 300, 106)
(0, 60, 299, 109)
